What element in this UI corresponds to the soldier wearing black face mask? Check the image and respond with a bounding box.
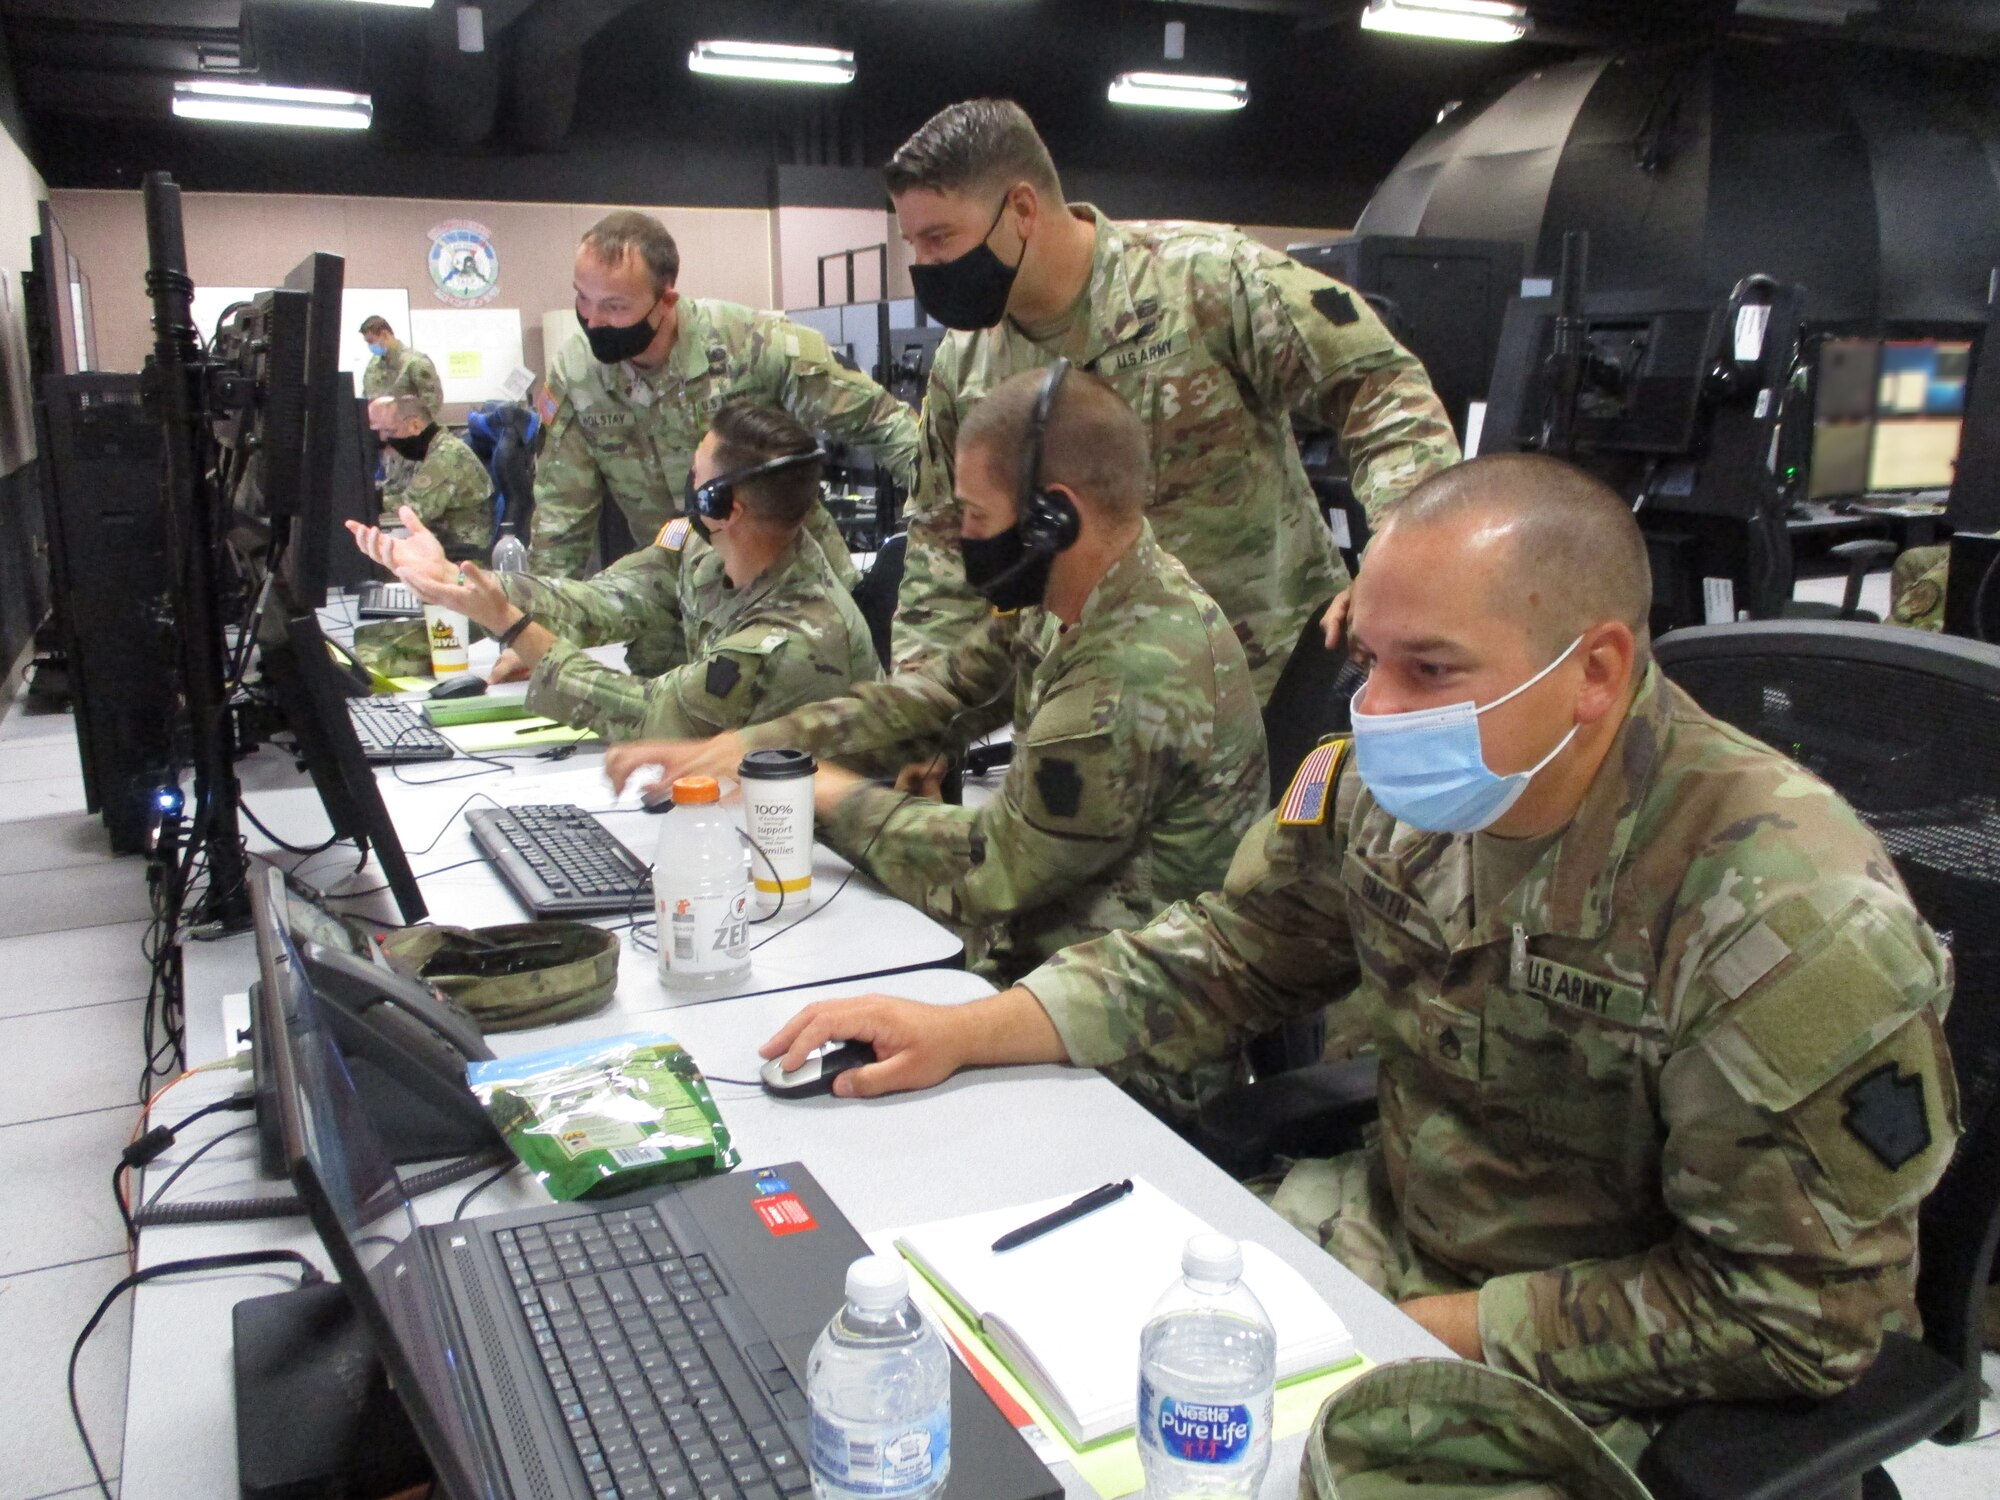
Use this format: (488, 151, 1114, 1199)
(523, 210, 921, 640)
(365, 395, 492, 551)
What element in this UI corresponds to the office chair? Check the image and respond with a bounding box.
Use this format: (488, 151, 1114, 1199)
(465, 402, 540, 547)
(1784, 537, 1898, 622)
(851, 530, 907, 672)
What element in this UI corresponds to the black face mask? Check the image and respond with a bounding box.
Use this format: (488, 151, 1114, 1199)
(582, 301, 662, 364)
(386, 423, 438, 462)
(959, 524, 1053, 614)
(909, 196, 1024, 332)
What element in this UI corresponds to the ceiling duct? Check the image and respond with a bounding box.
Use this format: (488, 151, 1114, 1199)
(503, 0, 650, 152)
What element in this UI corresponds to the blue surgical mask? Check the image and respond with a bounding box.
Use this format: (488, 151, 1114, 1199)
(1350, 635, 1584, 834)
(366, 341, 388, 358)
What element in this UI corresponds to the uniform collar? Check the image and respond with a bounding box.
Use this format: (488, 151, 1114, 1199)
(1033, 522, 1159, 676)
(711, 529, 812, 616)
(665, 297, 713, 383)
(1467, 661, 1672, 948)
(1064, 208, 1164, 368)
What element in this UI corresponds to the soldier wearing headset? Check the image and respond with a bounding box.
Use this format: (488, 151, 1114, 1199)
(347, 400, 881, 741)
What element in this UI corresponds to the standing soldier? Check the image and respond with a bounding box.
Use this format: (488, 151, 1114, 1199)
(360, 316, 444, 504)
(526, 211, 919, 678)
(885, 98, 1459, 699)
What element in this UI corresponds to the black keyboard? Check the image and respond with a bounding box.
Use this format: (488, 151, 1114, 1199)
(500, 1207, 809, 1500)
(347, 700, 456, 763)
(357, 580, 422, 618)
(468, 804, 653, 918)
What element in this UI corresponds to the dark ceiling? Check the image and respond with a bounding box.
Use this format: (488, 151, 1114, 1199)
(4, 1, 1997, 223)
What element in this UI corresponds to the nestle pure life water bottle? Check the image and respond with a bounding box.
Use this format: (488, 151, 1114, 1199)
(807, 1256, 951, 1500)
(653, 775, 751, 997)
(1137, 1234, 1276, 1499)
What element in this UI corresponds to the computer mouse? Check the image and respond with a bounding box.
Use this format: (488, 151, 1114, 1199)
(759, 1041, 878, 1099)
(430, 673, 488, 700)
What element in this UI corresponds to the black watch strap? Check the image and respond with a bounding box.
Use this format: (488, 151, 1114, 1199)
(497, 611, 536, 651)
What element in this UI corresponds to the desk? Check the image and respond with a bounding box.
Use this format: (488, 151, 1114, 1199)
(120, 970, 1448, 1500)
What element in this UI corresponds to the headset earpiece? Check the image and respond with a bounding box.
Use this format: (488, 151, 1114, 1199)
(1019, 360, 1079, 555)
(690, 446, 827, 526)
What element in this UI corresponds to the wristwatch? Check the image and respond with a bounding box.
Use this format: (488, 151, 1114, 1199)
(496, 611, 536, 651)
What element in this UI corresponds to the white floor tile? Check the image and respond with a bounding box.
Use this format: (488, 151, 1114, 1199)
(0, 738, 87, 785)
(0, 773, 91, 824)
(0, 705, 81, 746)
(0, 1105, 139, 1276)
(1793, 569, 1894, 619)
(0, 862, 152, 942)
(0, 921, 154, 1020)
(0, 812, 123, 877)
(1883, 1351, 2000, 1496)
(0, 1255, 131, 1500)
(0, 999, 146, 1126)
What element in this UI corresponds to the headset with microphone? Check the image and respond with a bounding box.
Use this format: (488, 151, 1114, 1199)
(689, 446, 828, 523)
(966, 358, 1082, 604)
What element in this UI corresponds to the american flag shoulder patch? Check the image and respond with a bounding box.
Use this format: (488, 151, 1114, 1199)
(655, 517, 692, 552)
(1278, 736, 1350, 826)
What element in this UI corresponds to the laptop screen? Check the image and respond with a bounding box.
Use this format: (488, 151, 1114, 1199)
(258, 878, 495, 1499)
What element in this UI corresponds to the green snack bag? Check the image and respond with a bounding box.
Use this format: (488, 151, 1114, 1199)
(467, 1031, 741, 1201)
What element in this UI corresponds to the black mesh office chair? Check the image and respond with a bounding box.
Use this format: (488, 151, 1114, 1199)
(851, 530, 907, 671)
(1634, 620, 2000, 1499)
(1784, 537, 1898, 622)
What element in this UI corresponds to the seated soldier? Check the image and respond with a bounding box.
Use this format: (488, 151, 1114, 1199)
(744, 453, 1960, 1458)
(367, 395, 494, 552)
(1889, 542, 1949, 631)
(605, 366, 1269, 1020)
(347, 400, 880, 740)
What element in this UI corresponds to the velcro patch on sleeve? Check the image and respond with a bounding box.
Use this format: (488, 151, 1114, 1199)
(704, 656, 743, 699)
(533, 384, 559, 424)
(1709, 919, 1792, 1000)
(1312, 286, 1360, 327)
(1034, 757, 1084, 819)
(1278, 737, 1350, 826)
(655, 517, 692, 552)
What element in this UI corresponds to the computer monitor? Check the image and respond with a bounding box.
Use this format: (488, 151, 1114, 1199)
(283, 252, 347, 608)
(1806, 336, 1879, 500)
(1868, 338, 1970, 492)
(211, 288, 312, 527)
(253, 603, 427, 925)
(324, 380, 377, 592)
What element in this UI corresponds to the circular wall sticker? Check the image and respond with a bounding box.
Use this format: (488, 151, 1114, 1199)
(428, 219, 500, 306)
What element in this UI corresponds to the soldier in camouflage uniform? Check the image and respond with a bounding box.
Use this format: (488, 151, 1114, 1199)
(348, 402, 879, 741)
(754, 455, 1959, 1457)
(883, 99, 1459, 699)
(603, 368, 1267, 991)
(361, 316, 444, 503)
(1889, 542, 1949, 631)
(365, 395, 493, 550)
(524, 212, 917, 677)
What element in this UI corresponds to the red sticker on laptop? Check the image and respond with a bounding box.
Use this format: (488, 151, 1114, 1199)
(753, 1192, 819, 1236)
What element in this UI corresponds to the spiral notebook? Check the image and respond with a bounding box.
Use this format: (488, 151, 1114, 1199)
(893, 1178, 1355, 1447)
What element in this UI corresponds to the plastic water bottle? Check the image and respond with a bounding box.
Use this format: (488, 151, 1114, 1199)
(490, 525, 529, 574)
(653, 775, 751, 997)
(1137, 1234, 1276, 1499)
(807, 1256, 951, 1500)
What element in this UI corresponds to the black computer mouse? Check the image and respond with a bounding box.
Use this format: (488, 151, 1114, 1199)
(430, 673, 488, 700)
(759, 1041, 878, 1099)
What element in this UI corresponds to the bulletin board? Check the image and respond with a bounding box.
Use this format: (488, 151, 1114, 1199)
(408, 307, 526, 405)
(191, 286, 412, 379)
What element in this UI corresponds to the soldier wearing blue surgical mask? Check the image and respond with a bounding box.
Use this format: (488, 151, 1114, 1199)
(750, 452, 1960, 1464)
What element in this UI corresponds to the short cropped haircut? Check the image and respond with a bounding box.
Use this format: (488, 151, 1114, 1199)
(885, 99, 1063, 203)
(708, 401, 821, 528)
(369, 394, 431, 427)
(358, 315, 392, 337)
(1379, 454, 1653, 657)
(957, 366, 1151, 525)
(580, 210, 681, 292)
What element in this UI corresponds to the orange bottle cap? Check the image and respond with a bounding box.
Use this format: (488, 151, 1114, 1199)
(671, 775, 721, 805)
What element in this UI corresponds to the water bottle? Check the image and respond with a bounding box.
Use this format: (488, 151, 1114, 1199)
(653, 775, 751, 997)
(1137, 1234, 1276, 1500)
(490, 525, 529, 574)
(807, 1256, 951, 1500)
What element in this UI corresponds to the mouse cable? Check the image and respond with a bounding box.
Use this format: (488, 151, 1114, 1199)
(114, 1093, 257, 1242)
(70, 1249, 325, 1500)
(132, 1143, 516, 1231)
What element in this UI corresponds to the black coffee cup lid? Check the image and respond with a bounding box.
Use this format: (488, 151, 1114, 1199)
(737, 747, 817, 779)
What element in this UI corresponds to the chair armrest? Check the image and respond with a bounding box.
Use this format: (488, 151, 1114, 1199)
(1191, 1057, 1381, 1179)
(1636, 1333, 1971, 1500)
(1829, 538, 1898, 565)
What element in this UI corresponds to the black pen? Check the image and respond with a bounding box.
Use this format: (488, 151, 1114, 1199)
(991, 1180, 1134, 1253)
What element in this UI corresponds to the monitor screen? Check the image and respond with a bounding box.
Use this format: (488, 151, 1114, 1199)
(1807, 337, 1878, 500)
(1868, 339, 1970, 491)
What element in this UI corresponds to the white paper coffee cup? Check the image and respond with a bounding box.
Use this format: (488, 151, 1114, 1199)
(739, 748, 815, 915)
(423, 604, 471, 675)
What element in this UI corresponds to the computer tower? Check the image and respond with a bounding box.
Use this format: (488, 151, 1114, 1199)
(1290, 236, 1523, 443)
(41, 374, 178, 852)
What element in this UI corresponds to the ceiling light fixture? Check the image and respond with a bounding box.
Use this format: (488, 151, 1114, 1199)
(172, 80, 374, 129)
(687, 40, 856, 86)
(1359, 0, 1530, 44)
(1108, 71, 1250, 112)
(348, 0, 436, 9)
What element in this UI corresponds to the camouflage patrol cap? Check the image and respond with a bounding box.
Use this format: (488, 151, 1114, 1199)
(352, 618, 437, 680)
(1300, 1360, 1653, 1500)
(378, 921, 621, 1032)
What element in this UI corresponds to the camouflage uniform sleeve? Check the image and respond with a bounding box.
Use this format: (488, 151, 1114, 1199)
(1228, 244, 1460, 524)
(1477, 886, 1959, 1410)
(820, 677, 1140, 927)
(401, 441, 493, 548)
(889, 346, 989, 678)
(764, 317, 922, 491)
(523, 623, 796, 742)
(526, 375, 607, 578)
(1019, 788, 1361, 1076)
(742, 611, 1015, 764)
(502, 546, 685, 654)
(406, 351, 444, 417)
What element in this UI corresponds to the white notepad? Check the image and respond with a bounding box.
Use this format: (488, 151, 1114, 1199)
(895, 1178, 1354, 1447)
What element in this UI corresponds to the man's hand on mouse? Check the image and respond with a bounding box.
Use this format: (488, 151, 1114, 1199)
(760, 988, 1070, 1099)
(606, 732, 747, 797)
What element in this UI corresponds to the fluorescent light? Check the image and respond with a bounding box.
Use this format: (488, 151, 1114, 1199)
(349, 0, 435, 8)
(1108, 71, 1250, 112)
(172, 80, 373, 130)
(687, 39, 856, 86)
(1359, 0, 1530, 43)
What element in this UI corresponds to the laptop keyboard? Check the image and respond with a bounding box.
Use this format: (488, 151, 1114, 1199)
(499, 1207, 809, 1500)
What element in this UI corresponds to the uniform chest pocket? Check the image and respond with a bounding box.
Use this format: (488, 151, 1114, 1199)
(1482, 977, 1663, 1161)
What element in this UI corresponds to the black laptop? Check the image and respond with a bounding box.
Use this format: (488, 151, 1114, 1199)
(262, 907, 1060, 1500)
